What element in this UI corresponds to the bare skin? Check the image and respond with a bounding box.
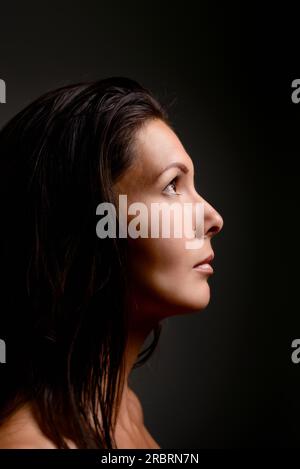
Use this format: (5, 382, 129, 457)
(0, 118, 223, 449)
(0, 388, 159, 449)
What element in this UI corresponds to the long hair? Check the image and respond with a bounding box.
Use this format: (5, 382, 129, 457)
(0, 77, 169, 448)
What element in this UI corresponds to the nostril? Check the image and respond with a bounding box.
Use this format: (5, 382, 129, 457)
(208, 225, 222, 236)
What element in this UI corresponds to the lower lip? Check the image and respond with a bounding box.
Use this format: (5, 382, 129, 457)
(193, 263, 214, 274)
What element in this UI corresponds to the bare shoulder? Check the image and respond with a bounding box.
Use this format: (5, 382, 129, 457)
(127, 388, 144, 424)
(0, 431, 56, 449)
(0, 426, 56, 449)
(0, 405, 56, 449)
(0, 440, 50, 449)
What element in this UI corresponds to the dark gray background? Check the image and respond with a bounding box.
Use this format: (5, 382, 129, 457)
(0, 1, 298, 448)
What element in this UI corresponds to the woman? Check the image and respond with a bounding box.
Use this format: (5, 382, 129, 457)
(0, 77, 223, 449)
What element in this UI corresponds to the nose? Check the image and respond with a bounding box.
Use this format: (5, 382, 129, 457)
(203, 199, 224, 238)
(193, 193, 224, 240)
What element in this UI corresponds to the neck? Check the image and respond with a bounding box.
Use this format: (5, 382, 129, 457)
(114, 316, 158, 427)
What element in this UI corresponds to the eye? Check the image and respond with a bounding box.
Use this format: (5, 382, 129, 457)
(162, 177, 181, 196)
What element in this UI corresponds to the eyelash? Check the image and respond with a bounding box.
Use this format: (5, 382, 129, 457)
(163, 177, 181, 196)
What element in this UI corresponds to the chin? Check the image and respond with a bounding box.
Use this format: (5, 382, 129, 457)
(165, 284, 211, 317)
(186, 282, 211, 312)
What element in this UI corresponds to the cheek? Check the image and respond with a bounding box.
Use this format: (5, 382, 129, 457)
(129, 236, 185, 284)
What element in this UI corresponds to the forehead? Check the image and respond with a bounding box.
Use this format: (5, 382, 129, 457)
(133, 119, 194, 178)
(114, 119, 194, 195)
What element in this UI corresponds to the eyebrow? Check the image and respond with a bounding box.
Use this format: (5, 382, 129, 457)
(156, 162, 189, 179)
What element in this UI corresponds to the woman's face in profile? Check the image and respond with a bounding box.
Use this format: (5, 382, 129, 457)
(114, 119, 224, 324)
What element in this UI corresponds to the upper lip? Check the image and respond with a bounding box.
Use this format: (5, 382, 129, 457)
(193, 252, 214, 268)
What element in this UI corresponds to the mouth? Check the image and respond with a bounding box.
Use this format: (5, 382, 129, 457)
(193, 252, 214, 274)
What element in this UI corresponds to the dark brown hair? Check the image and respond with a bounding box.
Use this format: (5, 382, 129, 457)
(0, 77, 169, 448)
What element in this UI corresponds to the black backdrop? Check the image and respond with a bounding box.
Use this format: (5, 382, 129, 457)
(0, 2, 299, 448)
